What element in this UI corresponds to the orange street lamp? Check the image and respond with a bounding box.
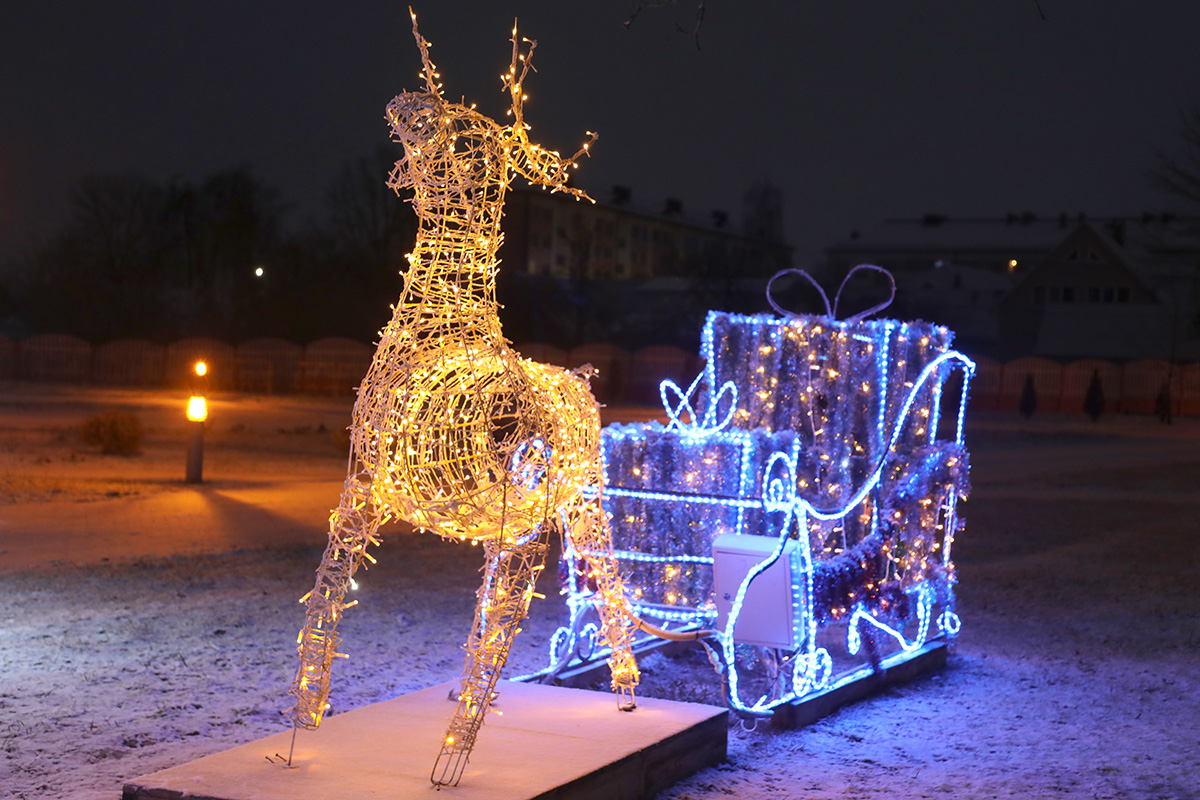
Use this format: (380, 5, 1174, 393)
(187, 395, 208, 422)
(186, 362, 209, 483)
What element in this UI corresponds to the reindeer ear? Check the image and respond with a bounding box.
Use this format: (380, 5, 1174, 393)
(409, 7, 443, 97)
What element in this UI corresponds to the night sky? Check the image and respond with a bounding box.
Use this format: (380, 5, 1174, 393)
(3, 1, 1200, 268)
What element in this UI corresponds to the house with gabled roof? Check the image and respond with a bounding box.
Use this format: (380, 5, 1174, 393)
(998, 222, 1166, 359)
(993, 217, 1200, 357)
(825, 214, 1200, 361)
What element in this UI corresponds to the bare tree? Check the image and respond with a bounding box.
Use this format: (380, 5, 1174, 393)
(624, 0, 706, 48)
(1154, 104, 1200, 215)
(324, 145, 416, 277)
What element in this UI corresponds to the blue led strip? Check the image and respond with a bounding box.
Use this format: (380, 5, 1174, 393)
(661, 375, 738, 436)
(605, 486, 762, 509)
(847, 582, 933, 655)
(574, 547, 715, 565)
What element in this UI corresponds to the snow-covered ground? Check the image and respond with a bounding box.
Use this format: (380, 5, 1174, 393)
(1, 382, 1197, 800)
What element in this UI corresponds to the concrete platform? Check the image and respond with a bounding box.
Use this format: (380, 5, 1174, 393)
(122, 680, 727, 800)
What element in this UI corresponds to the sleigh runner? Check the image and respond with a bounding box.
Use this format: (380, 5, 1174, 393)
(543, 274, 975, 719)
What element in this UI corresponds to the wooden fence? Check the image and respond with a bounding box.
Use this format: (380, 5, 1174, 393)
(970, 356, 1200, 417)
(1, 332, 1196, 415)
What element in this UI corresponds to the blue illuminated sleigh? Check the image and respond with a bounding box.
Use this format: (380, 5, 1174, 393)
(543, 271, 975, 719)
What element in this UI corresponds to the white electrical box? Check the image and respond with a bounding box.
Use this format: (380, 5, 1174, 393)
(712, 533, 799, 649)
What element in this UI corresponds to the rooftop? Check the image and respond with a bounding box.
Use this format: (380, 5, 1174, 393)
(827, 213, 1200, 255)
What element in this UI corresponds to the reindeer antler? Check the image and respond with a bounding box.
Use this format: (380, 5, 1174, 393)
(504, 20, 537, 132)
(500, 20, 597, 201)
(409, 6, 443, 97)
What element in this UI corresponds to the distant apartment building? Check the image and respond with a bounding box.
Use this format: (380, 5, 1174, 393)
(500, 186, 791, 282)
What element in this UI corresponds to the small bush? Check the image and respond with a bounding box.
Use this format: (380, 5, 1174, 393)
(80, 409, 143, 456)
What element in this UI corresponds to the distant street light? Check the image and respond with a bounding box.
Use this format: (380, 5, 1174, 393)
(254, 266, 265, 277)
(187, 395, 208, 422)
(186, 361, 208, 483)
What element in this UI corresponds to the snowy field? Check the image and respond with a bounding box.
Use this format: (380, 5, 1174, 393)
(1, 382, 1198, 800)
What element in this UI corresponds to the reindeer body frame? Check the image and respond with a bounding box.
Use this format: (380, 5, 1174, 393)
(290, 12, 639, 787)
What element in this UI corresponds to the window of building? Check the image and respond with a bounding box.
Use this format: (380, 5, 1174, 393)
(1088, 287, 1101, 303)
(1117, 287, 1130, 303)
(1049, 286, 1061, 302)
(1062, 287, 1075, 303)
(1034, 286, 1046, 305)
(1103, 287, 1115, 303)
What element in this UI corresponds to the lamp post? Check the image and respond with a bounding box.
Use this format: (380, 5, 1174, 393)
(185, 361, 208, 483)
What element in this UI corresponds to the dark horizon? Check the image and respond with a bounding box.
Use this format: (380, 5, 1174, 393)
(4, 1, 1200, 270)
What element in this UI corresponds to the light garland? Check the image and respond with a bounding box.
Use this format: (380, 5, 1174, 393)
(290, 10, 638, 787)
(549, 284, 975, 718)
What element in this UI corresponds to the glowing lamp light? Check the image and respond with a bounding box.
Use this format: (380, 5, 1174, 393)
(194, 361, 208, 377)
(1008, 259, 1018, 272)
(186, 395, 208, 422)
(185, 391, 207, 483)
(254, 266, 265, 277)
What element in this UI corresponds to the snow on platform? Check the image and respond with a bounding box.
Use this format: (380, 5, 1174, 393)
(121, 680, 728, 800)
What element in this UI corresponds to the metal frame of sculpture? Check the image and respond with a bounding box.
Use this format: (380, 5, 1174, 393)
(290, 10, 639, 787)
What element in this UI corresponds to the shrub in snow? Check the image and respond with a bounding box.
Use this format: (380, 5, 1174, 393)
(80, 409, 143, 456)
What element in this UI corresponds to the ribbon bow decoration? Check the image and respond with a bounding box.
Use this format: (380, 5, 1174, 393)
(766, 264, 896, 323)
(660, 371, 738, 436)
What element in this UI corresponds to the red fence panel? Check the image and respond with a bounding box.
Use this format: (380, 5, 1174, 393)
(19, 334, 92, 382)
(93, 339, 165, 386)
(1119, 359, 1172, 414)
(302, 338, 372, 396)
(0, 334, 17, 379)
(236, 337, 303, 394)
(1060, 359, 1122, 417)
(1180, 363, 1200, 417)
(969, 356, 1002, 411)
(998, 356, 1063, 412)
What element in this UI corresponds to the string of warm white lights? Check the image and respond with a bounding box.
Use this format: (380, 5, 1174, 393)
(290, 9, 637, 787)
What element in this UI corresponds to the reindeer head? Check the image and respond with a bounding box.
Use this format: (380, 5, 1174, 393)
(386, 9, 595, 200)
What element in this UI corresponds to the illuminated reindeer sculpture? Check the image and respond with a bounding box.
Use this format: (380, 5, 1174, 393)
(290, 11, 640, 787)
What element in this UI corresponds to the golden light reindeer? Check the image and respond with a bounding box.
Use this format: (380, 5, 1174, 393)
(290, 10, 640, 787)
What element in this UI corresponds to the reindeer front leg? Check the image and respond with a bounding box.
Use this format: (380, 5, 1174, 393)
(290, 474, 386, 730)
(432, 525, 549, 786)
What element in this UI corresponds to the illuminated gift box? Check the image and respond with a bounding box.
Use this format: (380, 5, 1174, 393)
(547, 279, 975, 719)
